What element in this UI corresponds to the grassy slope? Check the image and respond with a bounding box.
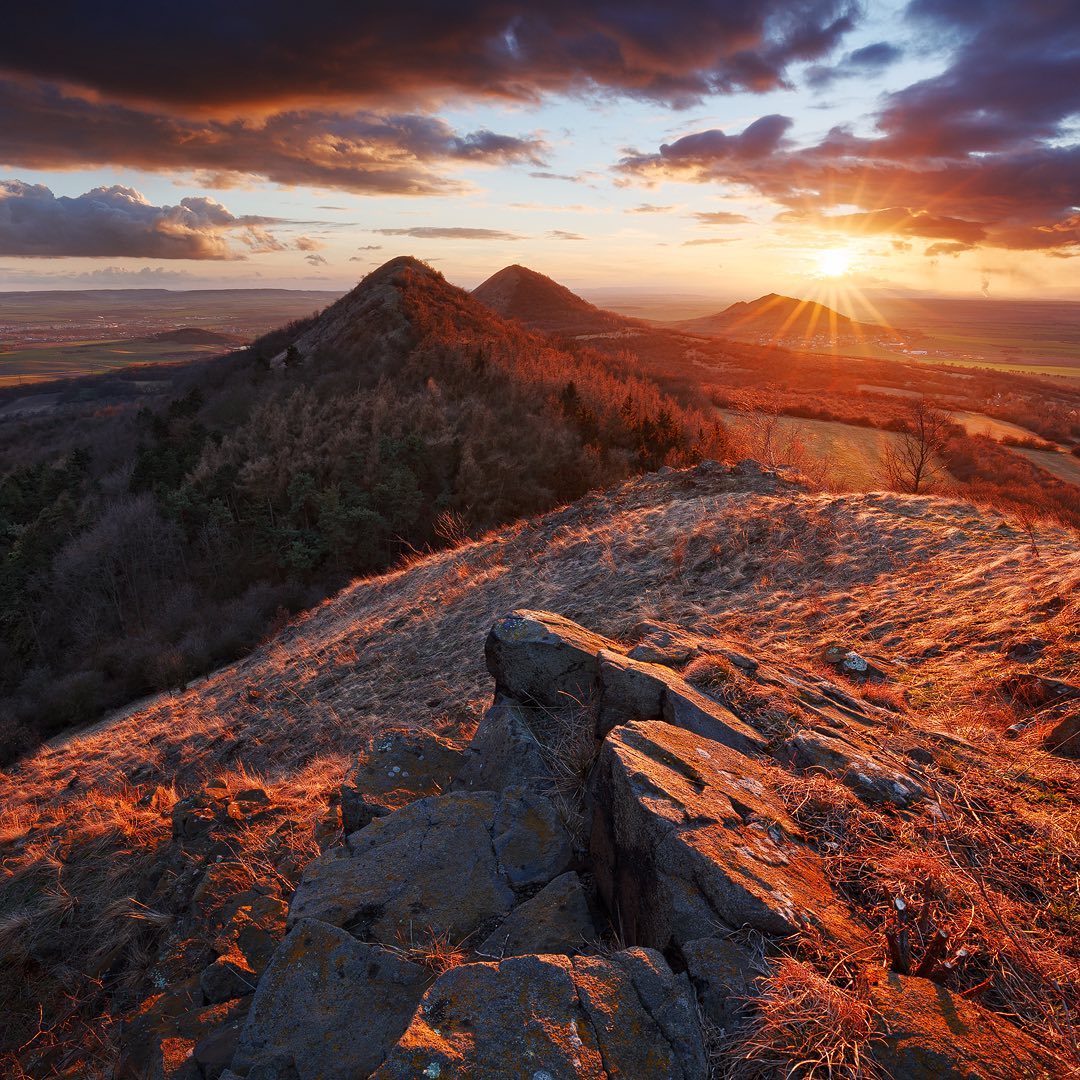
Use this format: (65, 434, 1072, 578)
(2, 462, 1079, 1071)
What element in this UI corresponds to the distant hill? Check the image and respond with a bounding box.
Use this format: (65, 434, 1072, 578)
(671, 292, 877, 344)
(0, 255, 722, 763)
(473, 264, 637, 336)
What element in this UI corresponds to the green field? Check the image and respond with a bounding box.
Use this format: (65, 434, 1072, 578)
(0, 338, 233, 386)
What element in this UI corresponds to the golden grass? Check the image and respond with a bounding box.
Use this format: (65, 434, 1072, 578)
(1, 464, 1078, 1073)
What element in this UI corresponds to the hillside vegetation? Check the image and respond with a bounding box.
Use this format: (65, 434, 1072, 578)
(0, 258, 724, 760)
(1, 462, 1076, 1076)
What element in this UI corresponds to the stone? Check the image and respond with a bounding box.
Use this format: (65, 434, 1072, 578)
(232, 919, 427, 1080)
(1044, 709, 1080, 758)
(485, 609, 617, 709)
(596, 649, 766, 754)
(371, 950, 706, 1079)
(120, 994, 248, 1080)
(998, 674, 1079, 714)
(590, 721, 859, 952)
(682, 936, 763, 1031)
(868, 971, 1050, 1079)
(628, 622, 699, 666)
(478, 872, 596, 958)
(453, 693, 565, 795)
(1005, 639, 1047, 663)
(777, 729, 925, 807)
(341, 726, 466, 832)
(491, 785, 574, 888)
(201, 957, 258, 1004)
(288, 789, 572, 945)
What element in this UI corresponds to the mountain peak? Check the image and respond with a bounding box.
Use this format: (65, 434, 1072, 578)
(473, 263, 632, 335)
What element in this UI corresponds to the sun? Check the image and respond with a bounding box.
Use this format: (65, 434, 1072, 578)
(816, 247, 853, 278)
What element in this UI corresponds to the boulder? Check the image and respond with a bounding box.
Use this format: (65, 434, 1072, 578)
(628, 621, 700, 666)
(371, 950, 705, 1079)
(453, 693, 572, 795)
(484, 609, 616, 708)
(777, 729, 925, 807)
(232, 919, 427, 1080)
(288, 789, 572, 945)
(998, 674, 1079, 714)
(340, 726, 466, 832)
(590, 721, 859, 952)
(1043, 709, 1080, 759)
(596, 649, 766, 753)
(682, 936, 763, 1031)
(477, 872, 596, 958)
(868, 971, 1050, 1079)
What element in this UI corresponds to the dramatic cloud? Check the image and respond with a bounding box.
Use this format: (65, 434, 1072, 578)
(548, 230, 586, 240)
(804, 40, 902, 86)
(616, 6, 1080, 254)
(0, 181, 281, 258)
(372, 227, 524, 240)
(682, 237, 735, 246)
(0, 2, 858, 110)
(0, 82, 546, 195)
(620, 115, 793, 175)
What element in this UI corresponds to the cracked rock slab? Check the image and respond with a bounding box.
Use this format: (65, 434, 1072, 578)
(485, 609, 617, 709)
(370, 949, 705, 1080)
(777, 729, 925, 807)
(590, 721, 860, 951)
(231, 919, 427, 1080)
(340, 727, 466, 833)
(477, 872, 596, 959)
(287, 789, 571, 945)
(597, 649, 766, 753)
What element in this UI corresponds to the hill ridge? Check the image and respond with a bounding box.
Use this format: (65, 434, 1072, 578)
(472, 263, 636, 335)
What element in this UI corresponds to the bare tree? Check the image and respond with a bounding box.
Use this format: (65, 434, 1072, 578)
(881, 400, 953, 494)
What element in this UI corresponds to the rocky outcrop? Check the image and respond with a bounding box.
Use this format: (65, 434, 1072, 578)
(776, 728, 925, 806)
(869, 971, 1049, 1079)
(233, 919, 427, 1080)
(289, 787, 571, 942)
(340, 726, 466, 832)
(589, 720, 860, 950)
(371, 949, 705, 1080)
(202, 608, 1051, 1080)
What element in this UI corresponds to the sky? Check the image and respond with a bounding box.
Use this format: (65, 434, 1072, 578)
(0, 1, 1077, 303)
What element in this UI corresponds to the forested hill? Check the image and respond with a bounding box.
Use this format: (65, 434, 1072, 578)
(0, 257, 724, 760)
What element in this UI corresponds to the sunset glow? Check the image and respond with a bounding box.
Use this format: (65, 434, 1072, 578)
(815, 248, 854, 279)
(0, 3, 1076, 298)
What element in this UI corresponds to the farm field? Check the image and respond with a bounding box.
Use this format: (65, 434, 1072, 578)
(948, 409, 1051, 443)
(718, 408, 903, 489)
(0, 337, 236, 386)
(1014, 446, 1080, 486)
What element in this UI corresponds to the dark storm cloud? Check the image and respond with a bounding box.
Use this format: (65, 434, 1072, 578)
(0, 181, 280, 258)
(372, 227, 525, 240)
(0, 2, 858, 110)
(617, 4, 1080, 254)
(0, 81, 546, 195)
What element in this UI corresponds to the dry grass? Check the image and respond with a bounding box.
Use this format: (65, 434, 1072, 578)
(2, 462, 1079, 1073)
(723, 958, 885, 1079)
